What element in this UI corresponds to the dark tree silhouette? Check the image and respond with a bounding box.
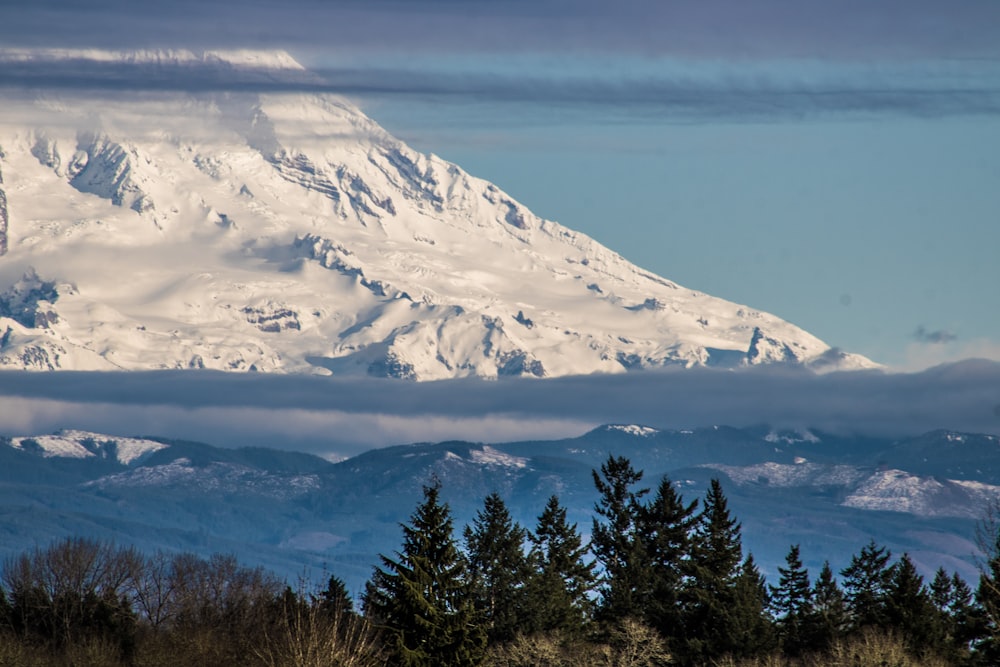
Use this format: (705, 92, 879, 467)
(841, 540, 893, 631)
(524, 494, 596, 636)
(591, 455, 650, 622)
(681, 478, 747, 664)
(769, 544, 812, 655)
(364, 481, 484, 667)
(639, 475, 698, 643)
(464, 491, 530, 643)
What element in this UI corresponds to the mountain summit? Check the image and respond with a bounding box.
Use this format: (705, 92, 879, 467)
(0, 50, 875, 379)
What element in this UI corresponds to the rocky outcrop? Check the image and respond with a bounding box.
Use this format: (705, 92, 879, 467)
(746, 326, 804, 365)
(69, 133, 154, 214)
(0, 269, 60, 329)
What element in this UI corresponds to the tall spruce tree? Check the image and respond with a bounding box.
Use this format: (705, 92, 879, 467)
(807, 560, 848, 652)
(729, 554, 776, 658)
(639, 475, 698, 642)
(364, 481, 484, 667)
(681, 478, 746, 664)
(840, 540, 893, 631)
(464, 492, 529, 643)
(885, 554, 937, 654)
(524, 495, 596, 636)
(929, 568, 975, 662)
(769, 544, 812, 655)
(315, 575, 353, 618)
(591, 455, 650, 622)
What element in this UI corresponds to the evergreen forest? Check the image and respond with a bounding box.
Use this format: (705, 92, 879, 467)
(3, 455, 1000, 666)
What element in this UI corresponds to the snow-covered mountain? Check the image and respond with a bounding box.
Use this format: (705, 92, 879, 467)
(0, 49, 876, 379)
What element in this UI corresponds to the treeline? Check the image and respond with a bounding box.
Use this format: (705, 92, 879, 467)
(2, 455, 1000, 666)
(0, 539, 380, 666)
(362, 456, 997, 666)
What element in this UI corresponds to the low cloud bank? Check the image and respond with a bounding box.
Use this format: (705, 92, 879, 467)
(1, 361, 998, 459)
(1, 54, 998, 122)
(2, 1, 999, 61)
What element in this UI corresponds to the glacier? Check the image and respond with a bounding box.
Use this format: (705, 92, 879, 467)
(0, 49, 877, 379)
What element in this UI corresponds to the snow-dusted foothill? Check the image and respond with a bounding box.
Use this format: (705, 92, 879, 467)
(1, 424, 995, 588)
(0, 49, 877, 379)
(8, 429, 167, 465)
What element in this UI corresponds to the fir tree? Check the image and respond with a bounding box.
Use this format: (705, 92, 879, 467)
(524, 495, 596, 636)
(364, 481, 485, 667)
(464, 492, 529, 643)
(591, 455, 650, 622)
(729, 554, 776, 658)
(769, 544, 812, 655)
(930, 567, 953, 614)
(884, 553, 936, 654)
(929, 567, 977, 661)
(840, 540, 893, 631)
(639, 475, 698, 643)
(681, 478, 745, 664)
(315, 575, 353, 618)
(807, 560, 848, 651)
(944, 572, 976, 661)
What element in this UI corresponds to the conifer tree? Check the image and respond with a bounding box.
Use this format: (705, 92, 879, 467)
(464, 492, 529, 643)
(681, 478, 746, 664)
(840, 540, 893, 631)
(929, 568, 975, 661)
(808, 560, 848, 651)
(639, 475, 698, 642)
(524, 495, 596, 636)
(769, 544, 812, 655)
(729, 554, 776, 658)
(884, 553, 937, 654)
(364, 481, 484, 667)
(591, 456, 650, 622)
(315, 575, 353, 618)
(930, 567, 953, 614)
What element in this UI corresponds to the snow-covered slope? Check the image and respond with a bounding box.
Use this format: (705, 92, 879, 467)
(8, 430, 167, 465)
(0, 49, 877, 379)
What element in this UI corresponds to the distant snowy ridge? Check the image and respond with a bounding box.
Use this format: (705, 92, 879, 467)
(605, 424, 660, 437)
(8, 430, 167, 465)
(841, 470, 1000, 518)
(0, 49, 878, 379)
(85, 458, 321, 500)
(704, 461, 1000, 519)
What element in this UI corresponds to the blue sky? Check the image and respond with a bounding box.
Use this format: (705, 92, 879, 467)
(363, 86, 999, 368)
(1, 0, 999, 368)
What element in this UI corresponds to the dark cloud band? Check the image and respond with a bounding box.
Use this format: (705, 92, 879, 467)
(2, 1, 1000, 60)
(2, 56, 998, 121)
(1, 361, 998, 458)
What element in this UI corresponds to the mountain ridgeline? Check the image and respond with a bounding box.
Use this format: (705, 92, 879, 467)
(0, 49, 875, 378)
(1, 424, 995, 599)
(1, 434, 998, 666)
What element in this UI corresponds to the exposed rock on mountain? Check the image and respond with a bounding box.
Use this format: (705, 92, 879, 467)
(0, 49, 877, 378)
